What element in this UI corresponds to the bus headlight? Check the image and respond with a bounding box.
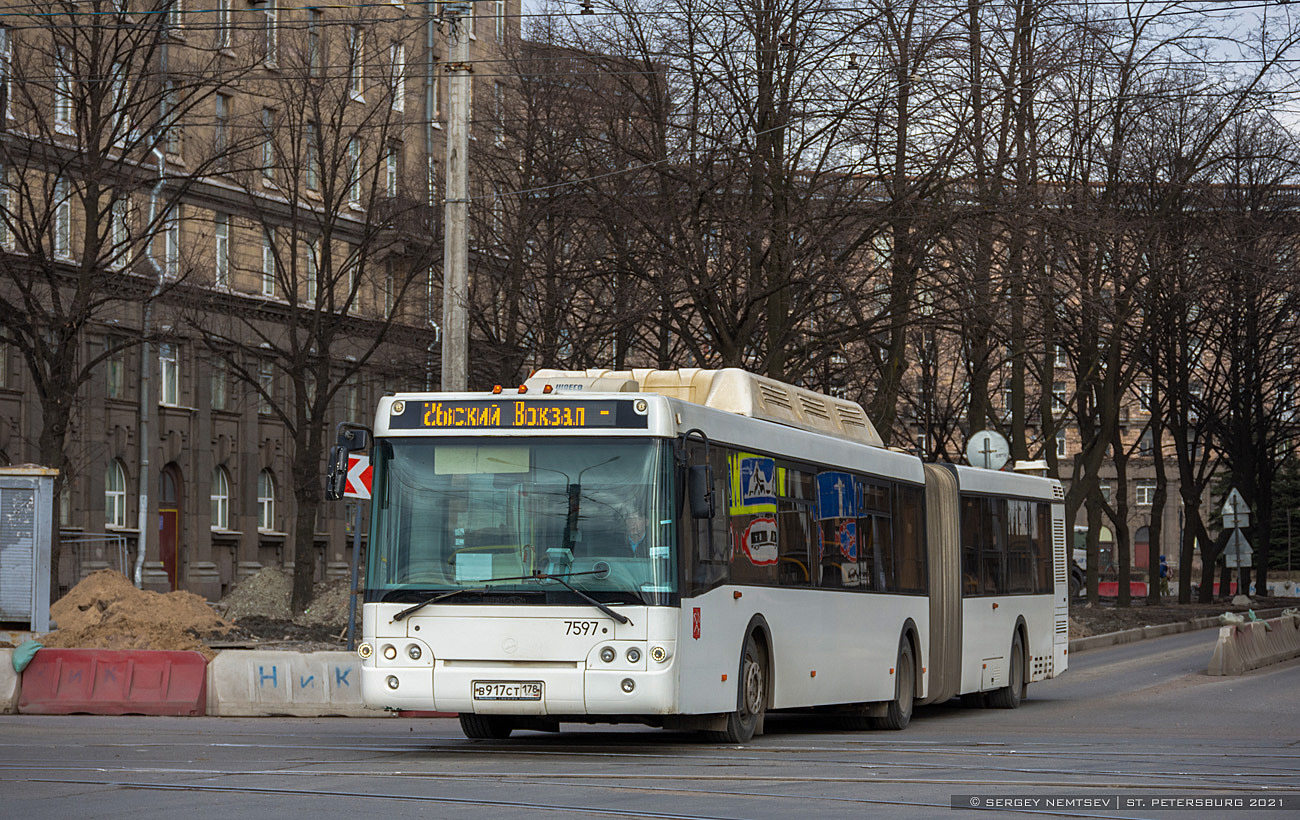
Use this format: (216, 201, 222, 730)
(626, 647, 642, 663)
(386, 675, 400, 690)
(382, 644, 397, 660)
(407, 644, 422, 660)
(621, 678, 636, 693)
(650, 645, 670, 663)
(358, 642, 373, 660)
(600, 646, 616, 663)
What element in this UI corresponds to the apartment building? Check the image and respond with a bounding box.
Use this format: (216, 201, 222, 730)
(0, 0, 518, 599)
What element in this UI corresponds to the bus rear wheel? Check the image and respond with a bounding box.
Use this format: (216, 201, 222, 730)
(706, 632, 767, 743)
(987, 632, 1025, 709)
(459, 713, 514, 739)
(872, 641, 914, 730)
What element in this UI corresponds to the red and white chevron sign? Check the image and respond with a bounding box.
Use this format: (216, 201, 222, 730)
(344, 454, 372, 500)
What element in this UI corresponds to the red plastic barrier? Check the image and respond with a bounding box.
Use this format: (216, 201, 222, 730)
(1097, 581, 1150, 597)
(19, 649, 208, 716)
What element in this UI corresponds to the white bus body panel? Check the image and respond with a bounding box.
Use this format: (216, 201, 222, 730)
(677, 586, 930, 714)
(959, 594, 1057, 693)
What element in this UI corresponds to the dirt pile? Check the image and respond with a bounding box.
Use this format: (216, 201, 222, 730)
(219, 567, 293, 622)
(43, 569, 233, 659)
(216, 568, 358, 648)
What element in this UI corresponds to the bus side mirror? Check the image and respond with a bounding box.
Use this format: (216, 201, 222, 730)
(688, 464, 715, 520)
(325, 445, 349, 500)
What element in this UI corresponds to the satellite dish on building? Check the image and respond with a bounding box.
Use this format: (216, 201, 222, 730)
(966, 430, 1011, 471)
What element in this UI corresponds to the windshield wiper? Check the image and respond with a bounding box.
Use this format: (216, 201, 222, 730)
(387, 568, 626, 623)
(392, 586, 488, 621)
(532, 571, 632, 625)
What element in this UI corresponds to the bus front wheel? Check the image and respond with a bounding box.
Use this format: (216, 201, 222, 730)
(872, 641, 914, 730)
(707, 632, 767, 743)
(459, 713, 514, 739)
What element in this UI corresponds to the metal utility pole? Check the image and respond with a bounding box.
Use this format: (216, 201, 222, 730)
(441, 3, 472, 392)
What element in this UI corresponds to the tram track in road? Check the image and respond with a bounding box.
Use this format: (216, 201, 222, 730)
(7, 757, 1298, 795)
(5, 734, 1298, 787)
(15, 770, 1295, 820)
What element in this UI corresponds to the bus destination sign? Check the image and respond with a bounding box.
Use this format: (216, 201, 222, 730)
(389, 399, 649, 430)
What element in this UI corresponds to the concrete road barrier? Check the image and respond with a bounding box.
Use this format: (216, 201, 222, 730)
(0, 650, 19, 714)
(1207, 614, 1300, 676)
(207, 650, 386, 717)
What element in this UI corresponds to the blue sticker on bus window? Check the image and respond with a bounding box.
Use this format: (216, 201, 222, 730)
(739, 457, 776, 507)
(816, 471, 856, 520)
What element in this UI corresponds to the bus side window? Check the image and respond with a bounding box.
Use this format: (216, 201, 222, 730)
(895, 484, 927, 593)
(1007, 499, 1035, 593)
(777, 467, 814, 587)
(1036, 502, 1054, 593)
(960, 496, 981, 596)
(981, 497, 1007, 595)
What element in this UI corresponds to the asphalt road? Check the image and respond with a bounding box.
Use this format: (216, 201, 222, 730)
(3, 628, 1297, 820)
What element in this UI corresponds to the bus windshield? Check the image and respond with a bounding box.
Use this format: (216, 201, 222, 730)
(366, 437, 677, 605)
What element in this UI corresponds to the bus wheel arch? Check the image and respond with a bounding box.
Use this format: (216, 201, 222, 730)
(899, 618, 923, 701)
(705, 615, 772, 743)
(872, 633, 916, 730)
(988, 620, 1028, 709)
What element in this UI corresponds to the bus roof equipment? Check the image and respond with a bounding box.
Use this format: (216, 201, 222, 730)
(524, 367, 884, 448)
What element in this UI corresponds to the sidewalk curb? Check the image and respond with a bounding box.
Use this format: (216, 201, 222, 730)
(1068, 606, 1291, 655)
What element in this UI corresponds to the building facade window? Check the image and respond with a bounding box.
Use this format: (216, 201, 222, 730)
(55, 49, 74, 133)
(161, 80, 182, 154)
(211, 466, 230, 529)
(307, 8, 322, 75)
(210, 356, 227, 410)
(258, 359, 274, 414)
(105, 460, 128, 528)
(105, 335, 126, 399)
(164, 205, 180, 278)
(159, 342, 179, 405)
(1051, 381, 1066, 414)
(214, 93, 230, 164)
(305, 122, 319, 192)
(493, 82, 505, 146)
(0, 163, 9, 249)
(386, 144, 398, 197)
(263, 2, 278, 65)
(262, 228, 276, 296)
(348, 26, 365, 99)
(1055, 428, 1067, 458)
(1136, 479, 1156, 507)
(257, 469, 275, 530)
(348, 138, 362, 207)
(111, 196, 130, 266)
(261, 108, 276, 180)
(390, 42, 405, 111)
(214, 212, 229, 288)
(306, 238, 319, 304)
(0, 27, 11, 120)
(495, 0, 506, 41)
(1054, 344, 1068, 369)
(54, 179, 71, 259)
(1137, 380, 1152, 413)
(217, 0, 231, 48)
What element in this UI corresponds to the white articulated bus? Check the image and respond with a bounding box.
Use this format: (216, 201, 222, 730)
(345, 369, 1068, 741)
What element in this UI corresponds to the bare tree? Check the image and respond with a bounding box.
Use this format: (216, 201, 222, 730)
(0, 0, 249, 593)
(183, 5, 437, 612)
